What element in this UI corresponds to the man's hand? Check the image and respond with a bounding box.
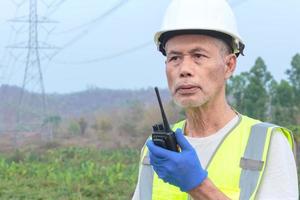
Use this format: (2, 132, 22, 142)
(146, 128, 208, 192)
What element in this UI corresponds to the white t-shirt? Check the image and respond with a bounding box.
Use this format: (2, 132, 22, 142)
(132, 116, 298, 199)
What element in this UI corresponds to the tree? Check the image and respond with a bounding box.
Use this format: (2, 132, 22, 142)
(117, 100, 145, 137)
(243, 57, 272, 120)
(68, 121, 81, 135)
(99, 118, 113, 133)
(270, 80, 296, 126)
(43, 115, 62, 140)
(286, 53, 300, 108)
(92, 115, 113, 139)
(287, 53, 300, 91)
(227, 72, 249, 112)
(78, 117, 88, 135)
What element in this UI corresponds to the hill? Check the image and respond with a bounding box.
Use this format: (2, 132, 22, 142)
(0, 84, 171, 132)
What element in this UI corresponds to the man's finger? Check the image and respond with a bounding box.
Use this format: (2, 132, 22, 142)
(149, 151, 168, 166)
(146, 139, 174, 158)
(175, 128, 193, 150)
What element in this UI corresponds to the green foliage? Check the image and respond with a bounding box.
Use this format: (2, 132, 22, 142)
(0, 148, 139, 199)
(99, 119, 113, 133)
(43, 115, 62, 127)
(287, 125, 300, 143)
(227, 72, 248, 111)
(98, 117, 113, 133)
(228, 57, 273, 121)
(270, 80, 297, 126)
(228, 55, 300, 126)
(43, 115, 62, 137)
(92, 116, 114, 141)
(78, 118, 88, 135)
(287, 54, 300, 94)
(286, 54, 300, 114)
(243, 57, 272, 120)
(68, 121, 81, 135)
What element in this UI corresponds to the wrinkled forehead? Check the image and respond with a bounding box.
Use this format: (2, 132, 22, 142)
(165, 34, 225, 54)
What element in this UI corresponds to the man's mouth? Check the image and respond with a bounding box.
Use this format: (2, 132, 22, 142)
(175, 85, 201, 95)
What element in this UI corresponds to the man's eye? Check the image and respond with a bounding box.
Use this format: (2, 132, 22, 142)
(194, 53, 204, 59)
(168, 56, 180, 62)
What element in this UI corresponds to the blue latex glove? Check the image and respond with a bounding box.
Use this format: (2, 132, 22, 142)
(146, 128, 208, 192)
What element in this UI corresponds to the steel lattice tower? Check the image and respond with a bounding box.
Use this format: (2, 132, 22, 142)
(20, 0, 46, 121)
(8, 0, 58, 145)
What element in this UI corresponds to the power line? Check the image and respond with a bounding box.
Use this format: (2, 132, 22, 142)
(54, 41, 152, 65)
(0, 3, 24, 85)
(2, 0, 132, 72)
(49, 0, 248, 65)
(53, 0, 130, 35)
(52, 0, 249, 65)
(10, 0, 27, 8)
(46, 0, 132, 62)
(44, 0, 68, 17)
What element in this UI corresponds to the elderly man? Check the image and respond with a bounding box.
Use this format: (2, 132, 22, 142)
(132, 0, 298, 199)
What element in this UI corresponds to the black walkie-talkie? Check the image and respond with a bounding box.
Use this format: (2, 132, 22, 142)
(152, 87, 179, 152)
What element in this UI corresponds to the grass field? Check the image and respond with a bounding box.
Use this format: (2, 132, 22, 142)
(0, 147, 139, 200)
(0, 144, 299, 199)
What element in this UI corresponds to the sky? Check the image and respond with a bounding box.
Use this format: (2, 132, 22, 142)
(0, 0, 299, 93)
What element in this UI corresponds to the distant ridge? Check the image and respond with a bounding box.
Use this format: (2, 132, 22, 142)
(0, 84, 171, 118)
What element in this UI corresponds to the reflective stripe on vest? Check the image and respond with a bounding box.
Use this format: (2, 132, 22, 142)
(137, 115, 295, 200)
(139, 145, 153, 200)
(239, 123, 294, 200)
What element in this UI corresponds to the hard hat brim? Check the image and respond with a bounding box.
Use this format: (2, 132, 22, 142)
(155, 29, 245, 57)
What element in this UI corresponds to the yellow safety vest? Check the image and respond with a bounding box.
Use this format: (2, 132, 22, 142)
(137, 114, 294, 200)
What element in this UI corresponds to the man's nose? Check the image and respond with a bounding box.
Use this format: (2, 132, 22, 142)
(179, 56, 194, 78)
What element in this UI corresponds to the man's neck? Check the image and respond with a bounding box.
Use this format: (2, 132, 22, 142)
(185, 100, 237, 138)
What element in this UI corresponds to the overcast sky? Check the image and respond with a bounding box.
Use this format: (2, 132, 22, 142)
(0, 0, 299, 93)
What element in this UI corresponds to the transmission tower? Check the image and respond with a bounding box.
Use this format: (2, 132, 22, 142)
(7, 0, 58, 145)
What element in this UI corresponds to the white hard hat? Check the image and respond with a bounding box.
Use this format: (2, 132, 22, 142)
(154, 0, 245, 57)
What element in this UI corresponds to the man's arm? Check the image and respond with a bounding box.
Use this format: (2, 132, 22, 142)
(188, 178, 230, 200)
(255, 132, 298, 199)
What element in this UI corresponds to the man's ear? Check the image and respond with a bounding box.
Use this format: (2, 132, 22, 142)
(224, 54, 237, 79)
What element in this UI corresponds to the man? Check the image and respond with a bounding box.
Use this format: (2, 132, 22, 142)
(132, 0, 298, 199)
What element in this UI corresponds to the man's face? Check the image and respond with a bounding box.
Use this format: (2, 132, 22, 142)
(164, 34, 235, 108)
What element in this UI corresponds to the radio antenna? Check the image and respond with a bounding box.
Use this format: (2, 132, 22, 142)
(154, 87, 171, 132)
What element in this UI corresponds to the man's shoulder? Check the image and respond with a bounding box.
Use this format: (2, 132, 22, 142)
(170, 114, 262, 131)
(240, 113, 289, 130)
(239, 113, 295, 152)
(239, 113, 261, 123)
